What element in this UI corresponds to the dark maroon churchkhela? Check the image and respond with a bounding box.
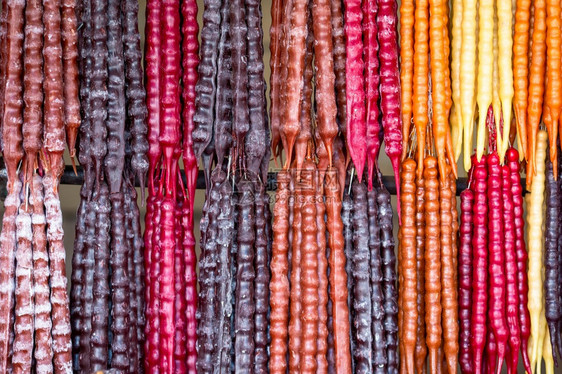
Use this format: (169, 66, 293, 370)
(193, 0, 220, 186)
(342, 191, 354, 371)
(196, 175, 222, 373)
(122, 0, 149, 190)
(368, 188, 386, 374)
(377, 186, 399, 373)
(254, 182, 270, 374)
(215, 176, 234, 373)
(72, 0, 148, 367)
(244, 0, 268, 178)
(213, 0, 232, 171)
(235, 181, 257, 372)
(230, 0, 250, 170)
(351, 180, 373, 372)
(89, 0, 109, 187)
(91, 185, 110, 372)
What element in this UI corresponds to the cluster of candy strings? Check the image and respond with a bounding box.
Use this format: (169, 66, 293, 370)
(0, 0, 80, 369)
(69, 0, 150, 369)
(142, 0, 200, 371)
(192, 0, 271, 371)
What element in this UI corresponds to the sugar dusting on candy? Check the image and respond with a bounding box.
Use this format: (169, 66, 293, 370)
(12, 203, 33, 373)
(30, 175, 54, 374)
(0, 179, 22, 373)
(43, 173, 72, 374)
(299, 160, 320, 373)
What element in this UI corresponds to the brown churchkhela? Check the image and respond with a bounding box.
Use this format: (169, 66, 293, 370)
(288, 172, 304, 372)
(0, 181, 21, 373)
(13, 202, 33, 374)
(269, 171, 291, 374)
(294, 3, 313, 173)
(61, 0, 80, 161)
(0, 0, 82, 364)
(269, 0, 283, 161)
(300, 160, 320, 373)
(31, 175, 54, 373)
(22, 0, 43, 189)
(316, 174, 329, 373)
(325, 168, 352, 373)
(268, 0, 357, 372)
(313, 0, 338, 164)
(43, 0, 73, 362)
(282, 0, 308, 168)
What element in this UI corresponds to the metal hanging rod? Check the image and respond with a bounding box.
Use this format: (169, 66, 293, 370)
(0, 165, 507, 201)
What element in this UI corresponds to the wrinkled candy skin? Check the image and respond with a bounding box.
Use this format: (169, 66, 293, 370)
(351, 181, 373, 372)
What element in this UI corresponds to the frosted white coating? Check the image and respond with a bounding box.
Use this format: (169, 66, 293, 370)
(33, 304, 52, 316)
(31, 214, 46, 225)
(16, 214, 33, 240)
